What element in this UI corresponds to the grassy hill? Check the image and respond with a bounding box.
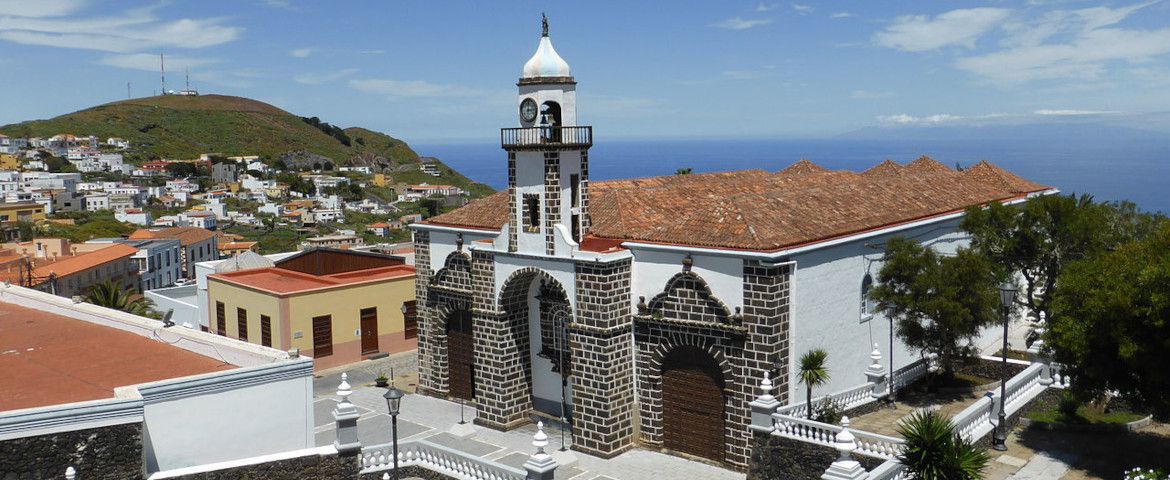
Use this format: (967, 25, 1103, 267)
(0, 94, 491, 197)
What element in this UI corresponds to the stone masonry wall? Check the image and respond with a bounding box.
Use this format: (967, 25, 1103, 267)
(168, 452, 359, 480)
(0, 422, 144, 480)
(542, 151, 560, 255)
(570, 258, 635, 457)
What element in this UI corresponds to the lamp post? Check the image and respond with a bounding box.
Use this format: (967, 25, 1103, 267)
(888, 315, 896, 408)
(992, 281, 1016, 451)
(383, 385, 404, 479)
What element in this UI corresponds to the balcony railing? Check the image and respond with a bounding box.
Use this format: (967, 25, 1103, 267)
(501, 126, 592, 149)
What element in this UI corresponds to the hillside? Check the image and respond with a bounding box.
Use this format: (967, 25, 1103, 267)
(0, 94, 492, 197)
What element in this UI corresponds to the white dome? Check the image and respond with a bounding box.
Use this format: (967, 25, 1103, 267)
(521, 36, 571, 79)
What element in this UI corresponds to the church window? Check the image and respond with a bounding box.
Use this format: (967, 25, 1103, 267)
(861, 273, 876, 321)
(523, 193, 541, 232)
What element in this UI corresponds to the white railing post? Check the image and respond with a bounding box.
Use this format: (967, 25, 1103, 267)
(65, 467, 76, 480)
(524, 421, 558, 480)
(821, 417, 870, 480)
(333, 372, 362, 454)
(1027, 313, 1054, 386)
(865, 344, 888, 399)
(750, 371, 782, 433)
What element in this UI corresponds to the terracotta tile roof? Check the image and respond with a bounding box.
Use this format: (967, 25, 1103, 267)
(129, 226, 216, 246)
(0, 302, 233, 411)
(217, 241, 258, 251)
(31, 243, 138, 279)
(423, 159, 1053, 251)
(209, 264, 414, 296)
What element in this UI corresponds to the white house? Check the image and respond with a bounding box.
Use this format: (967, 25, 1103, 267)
(84, 192, 110, 211)
(105, 137, 131, 149)
(408, 24, 1059, 469)
(115, 208, 154, 226)
(180, 211, 217, 230)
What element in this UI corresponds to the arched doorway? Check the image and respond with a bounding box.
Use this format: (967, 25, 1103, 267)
(498, 269, 573, 420)
(446, 306, 475, 400)
(661, 346, 726, 462)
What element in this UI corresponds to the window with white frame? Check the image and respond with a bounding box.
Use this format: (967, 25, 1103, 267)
(861, 273, 876, 320)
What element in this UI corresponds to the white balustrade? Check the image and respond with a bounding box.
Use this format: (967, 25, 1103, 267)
(852, 430, 906, 459)
(773, 413, 905, 460)
(360, 439, 526, 479)
(869, 459, 913, 480)
(951, 396, 994, 443)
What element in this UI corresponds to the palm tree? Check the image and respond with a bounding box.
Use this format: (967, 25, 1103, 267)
(897, 410, 989, 480)
(86, 281, 152, 316)
(798, 348, 830, 419)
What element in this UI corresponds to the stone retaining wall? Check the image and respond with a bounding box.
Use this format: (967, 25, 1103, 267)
(0, 423, 144, 480)
(747, 431, 882, 480)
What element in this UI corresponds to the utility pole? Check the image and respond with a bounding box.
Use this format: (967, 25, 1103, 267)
(127, 82, 131, 99)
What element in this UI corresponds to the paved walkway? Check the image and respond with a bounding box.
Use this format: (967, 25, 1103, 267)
(313, 374, 744, 480)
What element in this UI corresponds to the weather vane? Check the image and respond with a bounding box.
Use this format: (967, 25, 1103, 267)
(542, 13, 549, 37)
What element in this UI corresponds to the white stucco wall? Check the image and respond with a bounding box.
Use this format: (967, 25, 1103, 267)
(787, 217, 970, 400)
(526, 278, 574, 416)
(138, 360, 315, 472)
(628, 249, 745, 313)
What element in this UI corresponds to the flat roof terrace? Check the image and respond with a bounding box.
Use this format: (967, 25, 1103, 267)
(0, 302, 235, 411)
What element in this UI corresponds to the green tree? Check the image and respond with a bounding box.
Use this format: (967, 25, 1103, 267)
(86, 281, 151, 316)
(798, 348, 830, 419)
(963, 194, 1165, 324)
(897, 410, 989, 480)
(870, 237, 1001, 377)
(15, 221, 35, 242)
(1047, 221, 1170, 418)
(675, 167, 693, 175)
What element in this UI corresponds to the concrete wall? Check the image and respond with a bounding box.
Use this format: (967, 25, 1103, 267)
(206, 280, 282, 345)
(137, 360, 316, 472)
(787, 217, 969, 399)
(284, 277, 416, 371)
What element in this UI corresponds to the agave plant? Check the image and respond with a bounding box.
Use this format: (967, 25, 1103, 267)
(798, 348, 830, 420)
(86, 280, 152, 316)
(897, 410, 989, 480)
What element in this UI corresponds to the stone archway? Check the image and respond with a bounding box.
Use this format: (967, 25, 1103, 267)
(497, 268, 572, 420)
(661, 345, 728, 462)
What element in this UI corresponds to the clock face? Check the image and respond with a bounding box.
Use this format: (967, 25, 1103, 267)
(520, 98, 538, 123)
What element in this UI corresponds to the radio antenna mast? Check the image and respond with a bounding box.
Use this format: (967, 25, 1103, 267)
(160, 53, 166, 95)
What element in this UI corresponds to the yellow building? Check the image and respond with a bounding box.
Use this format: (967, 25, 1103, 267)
(0, 154, 20, 170)
(206, 249, 416, 370)
(0, 202, 46, 223)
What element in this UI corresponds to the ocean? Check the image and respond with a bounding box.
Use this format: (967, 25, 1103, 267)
(415, 138, 1170, 214)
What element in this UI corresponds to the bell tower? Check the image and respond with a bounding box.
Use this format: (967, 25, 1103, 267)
(502, 14, 592, 257)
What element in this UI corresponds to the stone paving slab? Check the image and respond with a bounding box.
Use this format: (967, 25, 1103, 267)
(423, 432, 503, 456)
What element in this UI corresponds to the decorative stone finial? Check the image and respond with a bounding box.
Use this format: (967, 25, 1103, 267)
(637, 296, 648, 314)
(682, 254, 693, 272)
(758, 371, 775, 402)
(870, 344, 882, 365)
(833, 417, 857, 459)
(533, 421, 549, 455)
(456, 232, 464, 251)
(542, 13, 549, 37)
(383, 473, 390, 480)
(337, 372, 352, 402)
(65, 467, 76, 480)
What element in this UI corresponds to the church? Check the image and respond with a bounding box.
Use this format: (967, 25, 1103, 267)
(409, 19, 1054, 468)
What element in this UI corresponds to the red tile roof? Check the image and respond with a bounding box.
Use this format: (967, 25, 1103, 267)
(0, 302, 233, 411)
(129, 226, 216, 246)
(210, 264, 415, 296)
(31, 243, 138, 279)
(423, 159, 1053, 251)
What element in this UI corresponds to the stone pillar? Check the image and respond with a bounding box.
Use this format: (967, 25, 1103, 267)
(1027, 313, 1054, 386)
(332, 373, 361, 454)
(865, 344, 888, 399)
(524, 422, 558, 480)
(570, 258, 635, 457)
(473, 308, 532, 430)
(414, 229, 440, 395)
(737, 261, 792, 466)
(821, 417, 869, 480)
(750, 372, 781, 433)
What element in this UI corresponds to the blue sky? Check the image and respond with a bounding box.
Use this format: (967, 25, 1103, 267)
(1, 0, 1169, 143)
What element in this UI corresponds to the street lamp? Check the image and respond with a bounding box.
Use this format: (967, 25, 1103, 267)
(992, 281, 1017, 451)
(383, 386, 404, 479)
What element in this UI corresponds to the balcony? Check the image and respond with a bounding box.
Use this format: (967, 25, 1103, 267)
(501, 126, 592, 150)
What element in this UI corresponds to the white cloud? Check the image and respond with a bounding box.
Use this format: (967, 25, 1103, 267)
(99, 53, 220, 72)
(756, 3, 778, 12)
(850, 90, 896, 99)
(262, 0, 297, 10)
(348, 78, 487, 99)
(360, 49, 385, 55)
(1034, 109, 1120, 116)
(711, 17, 772, 30)
(830, 12, 853, 19)
(294, 68, 359, 85)
(874, 8, 1011, 52)
(289, 47, 314, 58)
(955, 2, 1170, 84)
(0, 8, 242, 53)
(877, 113, 963, 125)
(0, 0, 86, 17)
(792, 4, 814, 15)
